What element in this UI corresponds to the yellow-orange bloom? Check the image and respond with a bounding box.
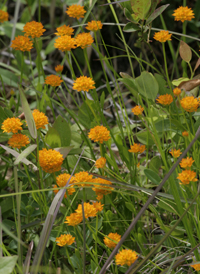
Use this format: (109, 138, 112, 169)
(180, 96, 199, 112)
(8, 133, 30, 149)
(191, 263, 200, 271)
(73, 76, 95, 92)
(75, 33, 94, 49)
(179, 157, 194, 169)
(177, 170, 198, 185)
(56, 173, 76, 195)
(173, 6, 195, 23)
(45, 75, 63, 87)
(39, 148, 63, 173)
(32, 109, 48, 130)
(55, 65, 63, 73)
(156, 94, 173, 105)
(56, 234, 75, 246)
(131, 105, 144, 115)
(95, 157, 106, 168)
(153, 30, 172, 43)
(88, 125, 111, 144)
(75, 202, 97, 218)
(74, 171, 93, 187)
(115, 249, 138, 266)
(128, 143, 146, 154)
(92, 201, 104, 212)
(11, 36, 33, 52)
(104, 233, 121, 249)
(173, 87, 181, 96)
(182, 131, 189, 137)
(66, 4, 86, 19)
(92, 178, 113, 200)
(0, 10, 8, 23)
(55, 25, 74, 36)
(1, 117, 22, 133)
(65, 213, 83, 226)
(86, 20, 103, 31)
(23, 21, 46, 38)
(169, 149, 182, 158)
(54, 35, 76, 52)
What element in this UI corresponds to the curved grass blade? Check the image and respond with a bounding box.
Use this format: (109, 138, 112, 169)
(14, 144, 37, 165)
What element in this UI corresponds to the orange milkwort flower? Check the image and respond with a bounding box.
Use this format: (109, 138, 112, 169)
(169, 149, 182, 158)
(65, 213, 83, 226)
(173, 87, 181, 96)
(156, 94, 173, 105)
(8, 133, 30, 149)
(104, 233, 121, 249)
(177, 170, 198, 185)
(180, 96, 199, 112)
(1, 117, 22, 133)
(55, 25, 74, 36)
(115, 249, 138, 266)
(95, 157, 106, 168)
(182, 131, 189, 137)
(179, 157, 194, 169)
(54, 35, 76, 52)
(0, 10, 9, 23)
(75, 202, 97, 218)
(10, 36, 33, 52)
(55, 65, 63, 73)
(128, 143, 146, 154)
(56, 234, 75, 246)
(86, 20, 103, 31)
(45, 75, 63, 87)
(131, 105, 144, 115)
(32, 109, 48, 130)
(191, 263, 200, 271)
(74, 171, 93, 187)
(92, 201, 104, 212)
(39, 148, 64, 173)
(56, 173, 76, 195)
(75, 33, 94, 49)
(173, 6, 195, 23)
(153, 30, 172, 43)
(92, 177, 114, 200)
(66, 4, 86, 20)
(73, 76, 95, 92)
(88, 125, 111, 144)
(23, 21, 46, 38)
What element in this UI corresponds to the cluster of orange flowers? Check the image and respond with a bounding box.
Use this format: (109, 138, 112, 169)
(177, 156, 197, 185)
(0, 9, 9, 23)
(129, 143, 146, 154)
(56, 233, 75, 247)
(131, 105, 144, 116)
(95, 157, 106, 168)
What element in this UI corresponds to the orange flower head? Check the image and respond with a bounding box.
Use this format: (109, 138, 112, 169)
(104, 233, 121, 249)
(75, 33, 94, 49)
(64, 213, 83, 226)
(92, 201, 104, 212)
(173, 87, 181, 96)
(115, 249, 138, 266)
(74, 171, 93, 187)
(177, 170, 198, 185)
(95, 157, 106, 168)
(23, 21, 46, 38)
(0, 10, 9, 23)
(182, 131, 189, 137)
(131, 105, 144, 115)
(54, 35, 76, 52)
(169, 149, 182, 158)
(55, 65, 63, 73)
(45, 75, 63, 87)
(153, 30, 172, 43)
(56, 234, 75, 246)
(55, 25, 74, 36)
(179, 157, 194, 169)
(137, 162, 140, 168)
(39, 148, 63, 173)
(73, 76, 95, 92)
(8, 133, 30, 149)
(75, 202, 97, 218)
(92, 178, 114, 200)
(86, 20, 103, 31)
(191, 263, 200, 271)
(88, 125, 111, 144)
(180, 96, 199, 112)
(128, 143, 146, 154)
(173, 6, 195, 23)
(10, 36, 33, 52)
(156, 94, 173, 105)
(32, 109, 48, 130)
(56, 173, 76, 195)
(1, 117, 22, 133)
(66, 4, 86, 19)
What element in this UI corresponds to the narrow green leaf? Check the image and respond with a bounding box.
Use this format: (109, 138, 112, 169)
(146, 4, 170, 25)
(14, 144, 37, 165)
(123, 22, 140, 32)
(144, 169, 161, 185)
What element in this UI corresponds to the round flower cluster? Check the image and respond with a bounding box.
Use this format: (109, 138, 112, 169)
(55, 64, 63, 73)
(156, 94, 173, 105)
(56, 234, 75, 247)
(66, 4, 86, 20)
(32, 109, 48, 130)
(1, 118, 22, 133)
(173, 87, 181, 96)
(179, 157, 194, 169)
(128, 143, 146, 154)
(104, 233, 121, 249)
(177, 170, 197, 185)
(95, 157, 106, 168)
(115, 249, 138, 266)
(73, 76, 95, 92)
(86, 20, 103, 31)
(45, 75, 63, 87)
(172, 6, 195, 23)
(39, 148, 64, 173)
(182, 131, 189, 137)
(11, 36, 33, 52)
(23, 21, 46, 38)
(74, 171, 93, 187)
(191, 263, 200, 271)
(8, 133, 30, 149)
(75, 33, 94, 49)
(131, 105, 144, 115)
(153, 30, 172, 43)
(55, 173, 76, 196)
(0, 10, 9, 23)
(54, 35, 76, 52)
(55, 25, 74, 36)
(169, 149, 182, 158)
(88, 125, 111, 144)
(92, 177, 114, 200)
(180, 96, 199, 112)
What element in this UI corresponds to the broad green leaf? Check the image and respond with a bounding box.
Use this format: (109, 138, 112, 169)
(146, 4, 170, 25)
(123, 22, 140, 32)
(172, 77, 189, 87)
(124, 8, 136, 22)
(19, 89, 37, 139)
(144, 168, 161, 185)
(154, 74, 170, 95)
(0, 68, 19, 88)
(136, 129, 155, 145)
(154, 119, 185, 132)
(130, 0, 151, 20)
(14, 144, 37, 165)
(52, 115, 71, 147)
(179, 40, 192, 63)
(118, 77, 138, 98)
(158, 199, 178, 214)
(0, 256, 18, 273)
(146, 0, 161, 18)
(45, 127, 61, 148)
(149, 156, 161, 173)
(135, 71, 159, 100)
(125, 202, 135, 212)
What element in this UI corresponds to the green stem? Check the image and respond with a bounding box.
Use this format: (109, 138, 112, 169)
(162, 42, 172, 92)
